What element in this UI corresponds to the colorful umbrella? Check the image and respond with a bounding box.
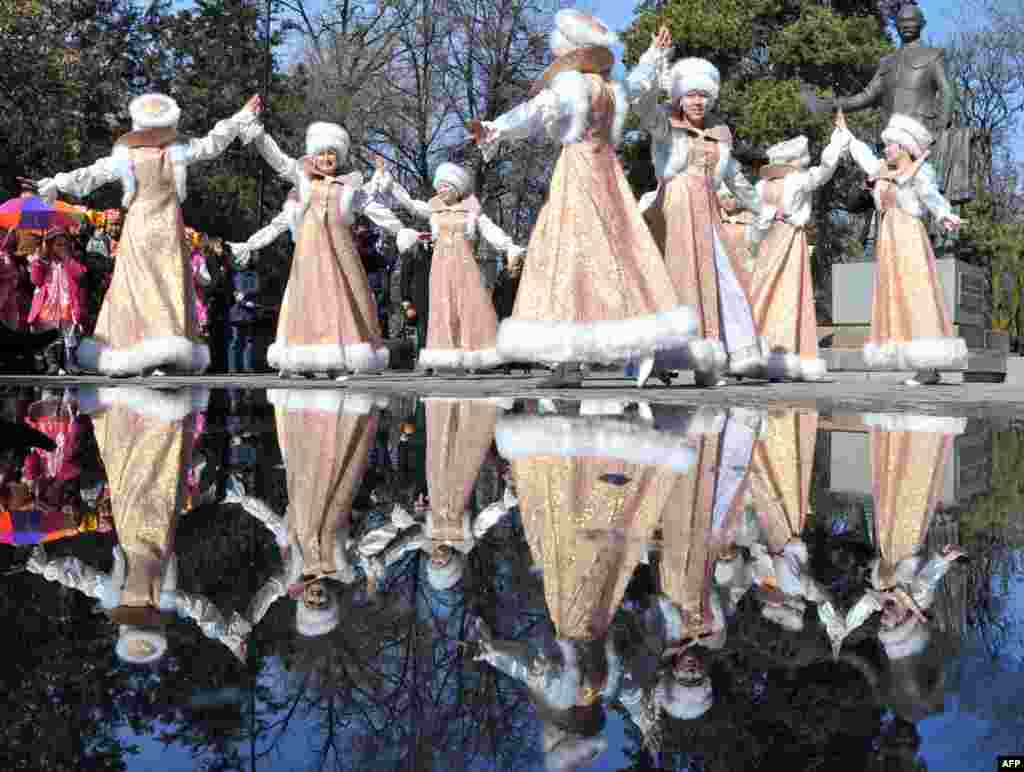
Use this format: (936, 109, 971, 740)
(0, 195, 79, 231)
(0, 509, 80, 545)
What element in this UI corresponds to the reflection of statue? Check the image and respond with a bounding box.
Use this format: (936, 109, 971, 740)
(834, 2, 973, 204)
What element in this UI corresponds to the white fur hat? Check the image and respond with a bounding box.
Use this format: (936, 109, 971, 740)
(655, 675, 713, 720)
(549, 9, 618, 56)
(881, 114, 933, 158)
(427, 552, 465, 590)
(669, 58, 721, 104)
(129, 93, 181, 131)
(116, 625, 169, 664)
(878, 615, 931, 659)
(433, 163, 472, 195)
(295, 593, 341, 637)
(766, 135, 811, 166)
(305, 122, 350, 161)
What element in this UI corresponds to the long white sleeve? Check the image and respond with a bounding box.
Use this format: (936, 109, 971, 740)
(805, 128, 850, 191)
(625, 46, 671, 141)
(845, 132, 883, 177)
(175, 590, 251, 659)
(722, 161, 774, 241)
(184, 108, 261, 165)
(38, 156, 124, 203)
(27, 546, 108, 599)
(472, 488, 518, 540)
(477, 214, 520, 254)
(389, 181, 432, 221)
(250, 129, 303, 187)
(913, 163, 957, 221)
(228, 203, 295, 265)
(359, 196, 405, 235)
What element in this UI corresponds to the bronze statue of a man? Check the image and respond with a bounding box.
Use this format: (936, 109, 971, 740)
(834, 2, 973, 203)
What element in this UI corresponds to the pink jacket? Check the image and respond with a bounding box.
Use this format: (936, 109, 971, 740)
(27, 254, 85, 326)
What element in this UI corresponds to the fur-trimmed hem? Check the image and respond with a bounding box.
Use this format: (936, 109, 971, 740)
(496, 307, 698, 365)
(763, 351, 828, 381)
(863, 337, 968, 371)
(267, 341, 389, 373)
(496, 414, 697, 472)
(653, 337, 728, 374)
(861, 413, 967, 434)
(417, 346, 503, 370)
(421, 397, 515, 409)
(267, 389, 388, 414)
(76, 336, 210, 376)
(78, 386, 209, 422)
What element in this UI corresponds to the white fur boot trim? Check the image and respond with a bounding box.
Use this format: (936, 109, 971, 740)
(496, 414, 697, 472)
(863, 337, 968, 371)
(77, 336, 210, 375)
(268, 341, 389, 373)
(496, 307, 698, 365)
(417, 346, 503, 370)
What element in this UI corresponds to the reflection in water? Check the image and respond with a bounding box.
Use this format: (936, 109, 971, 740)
(2, 388, 1015, 771)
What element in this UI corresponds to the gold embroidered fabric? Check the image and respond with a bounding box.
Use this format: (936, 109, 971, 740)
(426, 401, 499, 544)
(510, 75, 681, 326)
(276, 179, 382, 348)
(423, 198, 499, 354)
(513, 453, 663, 640)
(645, 134, 725, 339)
(657, 434, 721, 637)
(750, 179, 819, 360)
(871, 425, 952, 585)
(277, 405, 378, 577)
(92, 146, 196, 350)
(750, 410, 817, 553)
(92, 402, 191, 607)
(871, 201, 953, 345)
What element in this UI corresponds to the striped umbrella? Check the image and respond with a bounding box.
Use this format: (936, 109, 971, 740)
(0, 195, 79, 231)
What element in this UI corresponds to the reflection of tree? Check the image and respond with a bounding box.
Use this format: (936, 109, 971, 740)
(252, 535, 544, 772)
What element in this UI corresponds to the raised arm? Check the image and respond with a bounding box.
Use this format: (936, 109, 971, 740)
(184, 96, 263, 165)
(805, 127, 851, 191)
(249, 129, 303, 188)
(625, 28, 673, 140)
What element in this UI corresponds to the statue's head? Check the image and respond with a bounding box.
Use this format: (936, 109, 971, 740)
(896, 2, 925, 41)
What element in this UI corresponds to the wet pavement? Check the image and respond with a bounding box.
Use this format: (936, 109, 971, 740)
(1, 383, 1023, 771)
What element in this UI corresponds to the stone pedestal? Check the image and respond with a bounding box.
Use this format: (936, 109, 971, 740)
(821, 258, 1006, 379)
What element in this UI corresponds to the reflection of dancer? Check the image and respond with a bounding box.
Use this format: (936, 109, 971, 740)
(474, 402, 698, 769)
(751, 131, 848, 381)
(25, 388, 249, 663)
(629, 27, 772, 387)
(473, 11, 697, 388)
(238, 390, 387, 638)
(237, 121, 406, 377)
(835, 111, 966, 386)
(358, 399, 515, 590)
(865, 413, 968, 660)
(378, 163, 524, 372)
(35, 95, 262, 376)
